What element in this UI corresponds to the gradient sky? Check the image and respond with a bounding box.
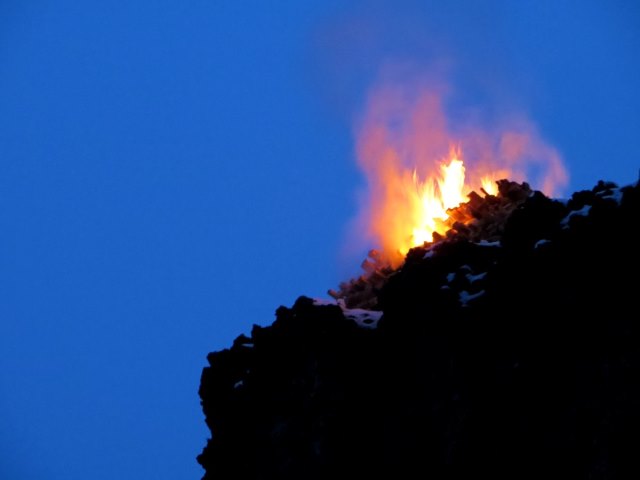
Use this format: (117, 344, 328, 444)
(1, 1, 638, 479)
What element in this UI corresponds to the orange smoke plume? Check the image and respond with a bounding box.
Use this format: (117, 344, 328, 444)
(355, 80, 568, 266)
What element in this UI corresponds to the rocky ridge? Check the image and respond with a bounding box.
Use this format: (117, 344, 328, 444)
(198, 179, 640, 479)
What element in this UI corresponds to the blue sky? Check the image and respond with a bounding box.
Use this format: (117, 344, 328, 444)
(1, 1, 638, 479)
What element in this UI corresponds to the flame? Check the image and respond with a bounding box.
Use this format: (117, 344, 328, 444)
(409, 149, 466, 251)
(481, 175, 498, 196)
(354, 80, 568, 266)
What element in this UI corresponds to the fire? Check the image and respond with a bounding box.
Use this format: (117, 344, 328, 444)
(372, 146, 497, 260)
(353, 80, 568, 266)
(409, 149, 466, 251)
(481, 176, 499, 196)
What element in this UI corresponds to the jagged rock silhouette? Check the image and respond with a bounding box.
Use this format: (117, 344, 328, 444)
(198, 180, 640, 479)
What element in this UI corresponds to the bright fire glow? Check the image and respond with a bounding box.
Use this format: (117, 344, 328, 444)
(481, 176, 499, 196)
(354, 80, 568, 266)
(410, 149, 466, 251)
(369, 146, 499, 260)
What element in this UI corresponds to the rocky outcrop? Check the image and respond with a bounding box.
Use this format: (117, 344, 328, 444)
(198, 180, 640, 479)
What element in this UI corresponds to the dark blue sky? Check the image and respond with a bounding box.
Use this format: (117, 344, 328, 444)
(1, 1, 638, 479)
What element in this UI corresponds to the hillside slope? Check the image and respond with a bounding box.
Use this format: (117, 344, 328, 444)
(198, 180, 640, 479)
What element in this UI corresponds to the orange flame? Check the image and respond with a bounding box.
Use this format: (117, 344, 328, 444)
(480, 176, 499, 196)
(409, 148, 465, 252)
(354, 81, 568, 266)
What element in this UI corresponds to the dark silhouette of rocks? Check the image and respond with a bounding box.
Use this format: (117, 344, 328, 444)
(198, 180, 640, 479)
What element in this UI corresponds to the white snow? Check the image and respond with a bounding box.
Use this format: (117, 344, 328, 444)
(233, 380, 244, 389)
(458, 289, 486, 307)
(475, 240, 500, 247)
(313, 298, 383, 329)
(466, 272, 487, 283)
(446, 272, 456, 283)
(534, 239, 550, 249)
(343, 308, 383, 329)
(560, 204, 591, 227)
(312, 298, 338, 306)
(423, 249, 435, 259)
(598, 188, 624, 205)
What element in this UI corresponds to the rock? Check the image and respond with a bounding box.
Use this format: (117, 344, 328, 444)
(198, 179, 640, 480)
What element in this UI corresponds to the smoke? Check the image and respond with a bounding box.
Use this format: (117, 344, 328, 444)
(353, 74, 568, 262)
(311, 1, 569, 265)
(310, 1, 522, 121)
(354, 75, 569, 191)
